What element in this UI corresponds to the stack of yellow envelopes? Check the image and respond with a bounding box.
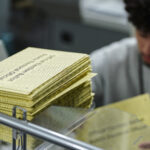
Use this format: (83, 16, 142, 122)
(0, 47, 95, 120)
(0, 47, 95, 146)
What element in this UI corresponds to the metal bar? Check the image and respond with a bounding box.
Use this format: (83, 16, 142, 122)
(0, 113, 103, 150)
(23, 132, 26, 150)
(12, 106, 27, 150)
(12, 106, 17, 150)
(12, 138, 16, 150)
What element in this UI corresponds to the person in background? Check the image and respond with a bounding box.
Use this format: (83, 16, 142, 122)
(91, 0, 150, 149)
(91, 0, 150, 106)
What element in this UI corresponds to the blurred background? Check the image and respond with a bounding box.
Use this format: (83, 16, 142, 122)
(0, 0, 132, 58)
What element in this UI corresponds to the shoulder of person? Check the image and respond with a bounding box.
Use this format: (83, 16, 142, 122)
(90, 37, 137, 68)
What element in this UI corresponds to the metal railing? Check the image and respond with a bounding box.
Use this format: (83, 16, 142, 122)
(0, 112, 103, 150)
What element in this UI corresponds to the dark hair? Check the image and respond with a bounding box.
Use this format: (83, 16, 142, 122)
(124, 0, 150, 33)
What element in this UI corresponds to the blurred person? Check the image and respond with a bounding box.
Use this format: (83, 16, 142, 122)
(91, 0, 150, 149)
(91, 0, 150, 106)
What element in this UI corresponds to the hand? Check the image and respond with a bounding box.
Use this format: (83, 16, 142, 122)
(139, 142, 150, 150)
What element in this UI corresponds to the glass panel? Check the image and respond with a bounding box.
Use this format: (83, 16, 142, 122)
(0, 105, 93, 150)
(74, 108, 150, 150)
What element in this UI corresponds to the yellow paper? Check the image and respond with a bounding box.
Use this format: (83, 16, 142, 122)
(76, 108, 150, 150)
(0, 47, 89, 95)
(0, 47, 95, 124)
(104, 94, 150, 126)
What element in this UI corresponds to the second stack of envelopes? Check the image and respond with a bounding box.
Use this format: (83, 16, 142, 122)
(0, 47, 95, 121)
